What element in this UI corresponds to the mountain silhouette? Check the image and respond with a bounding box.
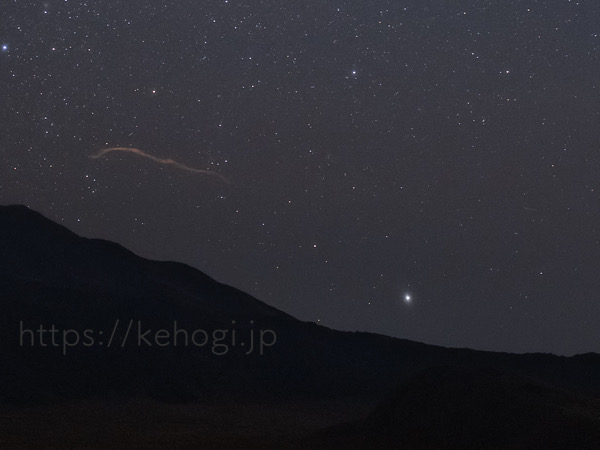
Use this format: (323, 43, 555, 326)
(1, 204, 600, 447)
(0, 204, 435, 404)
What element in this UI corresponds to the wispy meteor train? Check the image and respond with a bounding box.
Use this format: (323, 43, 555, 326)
(89, 147, 230, 184)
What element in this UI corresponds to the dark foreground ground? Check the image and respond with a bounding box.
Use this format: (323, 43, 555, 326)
(4, 369, 600, 450)
(0, 397, 377, 449)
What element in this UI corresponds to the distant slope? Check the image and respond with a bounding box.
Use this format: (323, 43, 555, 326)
(314, 365, 600, 448)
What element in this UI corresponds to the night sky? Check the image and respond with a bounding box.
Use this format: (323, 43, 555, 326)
(2, 0, 600, 355)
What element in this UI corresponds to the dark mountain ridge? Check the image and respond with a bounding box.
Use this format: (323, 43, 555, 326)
(1, 204, 600, 409)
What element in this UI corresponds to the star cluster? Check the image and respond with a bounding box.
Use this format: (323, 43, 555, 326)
(2, 0, 600, 355)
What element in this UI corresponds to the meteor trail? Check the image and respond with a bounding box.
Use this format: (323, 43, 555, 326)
(89, 147, 230, 184)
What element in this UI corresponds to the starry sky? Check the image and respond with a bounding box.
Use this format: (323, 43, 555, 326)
(2, 0, 600, 355)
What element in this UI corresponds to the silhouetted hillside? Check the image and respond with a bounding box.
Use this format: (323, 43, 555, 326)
(2, 204, 600, 447)
(0, 204, 435, 404)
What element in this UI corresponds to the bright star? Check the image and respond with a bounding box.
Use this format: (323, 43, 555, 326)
(1, 45, 8, 51)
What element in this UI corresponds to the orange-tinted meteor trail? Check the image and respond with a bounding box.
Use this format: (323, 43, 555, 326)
(89, 147, 230, 185)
